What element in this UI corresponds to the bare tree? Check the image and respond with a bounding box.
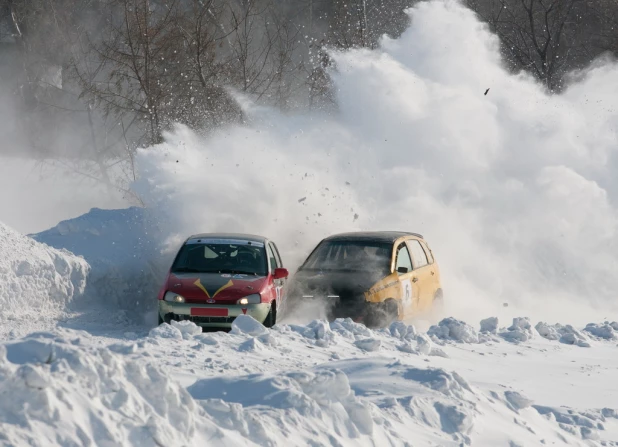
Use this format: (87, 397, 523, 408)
(78, 0, 185, 145)
(465, 0, 598, 91)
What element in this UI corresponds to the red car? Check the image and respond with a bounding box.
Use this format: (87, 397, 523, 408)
(157, 233, 288, 329)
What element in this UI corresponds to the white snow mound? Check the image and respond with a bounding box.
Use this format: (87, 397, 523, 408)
(0, 330, 249, 446)
(428, 317, 479, 343)
(0, 221, 89, 319)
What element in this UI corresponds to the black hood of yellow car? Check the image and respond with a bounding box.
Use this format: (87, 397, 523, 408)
(289, 269, 384, 300)
(287, 269, 387, 320)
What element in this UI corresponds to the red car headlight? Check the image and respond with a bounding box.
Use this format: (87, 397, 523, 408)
(164, 292, 185, 303)
(236, 294, 261, 305)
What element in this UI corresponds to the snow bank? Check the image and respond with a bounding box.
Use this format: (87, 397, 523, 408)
(32, 207, 168, 321)
(0, 221, 89, 323)
(0, 329, 249, 446)
(3, 317, 617, 446)
(189, 368, 374, 443)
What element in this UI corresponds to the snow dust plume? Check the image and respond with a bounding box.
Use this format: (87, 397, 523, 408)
(135, 0, 618, 325)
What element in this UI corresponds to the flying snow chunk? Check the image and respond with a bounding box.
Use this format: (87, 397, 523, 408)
(231, 315, 268, 336)
(428, 318, 479, 343)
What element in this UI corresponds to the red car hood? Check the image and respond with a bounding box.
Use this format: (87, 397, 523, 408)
(166, 272, 268, 304)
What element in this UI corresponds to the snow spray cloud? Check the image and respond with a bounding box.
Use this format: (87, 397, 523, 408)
(135, 0, 618, 325)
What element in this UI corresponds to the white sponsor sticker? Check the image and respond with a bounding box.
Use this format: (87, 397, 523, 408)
(401, 279, 413, 309)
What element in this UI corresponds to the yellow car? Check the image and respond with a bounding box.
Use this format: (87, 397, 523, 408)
(286, 231, 442, 327)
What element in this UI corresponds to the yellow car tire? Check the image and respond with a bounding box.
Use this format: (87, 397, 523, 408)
(365, 299, 399, 328)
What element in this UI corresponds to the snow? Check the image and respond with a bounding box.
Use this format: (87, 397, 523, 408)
(499, 317, 535, 343)
(536, 322, 592, 347)
(3, 317, 617, 447)
(32, 207, 168, 323)
(0, 221, 89, 337)
(584, 322, 618, 340)
(428, 317, 479, 343)
(230, 315, 269, 337)
(1, 225, 617, 447)
(479, 316, 499, 333)
(2, 0, 618, 445)
(149, 323, 183, 340)
(0, 329, 249, 446)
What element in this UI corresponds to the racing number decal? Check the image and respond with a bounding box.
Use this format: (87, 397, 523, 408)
(401, 279, 413, 310)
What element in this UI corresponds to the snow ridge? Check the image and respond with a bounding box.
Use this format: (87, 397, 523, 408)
(0, 221, 89, 327)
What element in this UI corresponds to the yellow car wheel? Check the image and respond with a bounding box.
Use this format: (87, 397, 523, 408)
(365, 299, 399, 328)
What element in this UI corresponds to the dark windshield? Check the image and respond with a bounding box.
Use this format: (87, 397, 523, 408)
(300, 240, 392, 274)
(171, 242, 267, 276)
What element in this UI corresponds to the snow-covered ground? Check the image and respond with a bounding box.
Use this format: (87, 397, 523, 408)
(2, 313, 618, 446)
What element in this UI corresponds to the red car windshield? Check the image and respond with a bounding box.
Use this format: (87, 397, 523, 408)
(171, 242, 268, 276)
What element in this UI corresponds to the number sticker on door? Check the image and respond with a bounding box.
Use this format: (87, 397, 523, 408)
(401, 279, 413, 309)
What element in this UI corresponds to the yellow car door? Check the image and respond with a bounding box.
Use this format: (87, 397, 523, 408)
(393, 241, 420, 317)
(419, 239, 441, 297)
(406, 239, 434, 311)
